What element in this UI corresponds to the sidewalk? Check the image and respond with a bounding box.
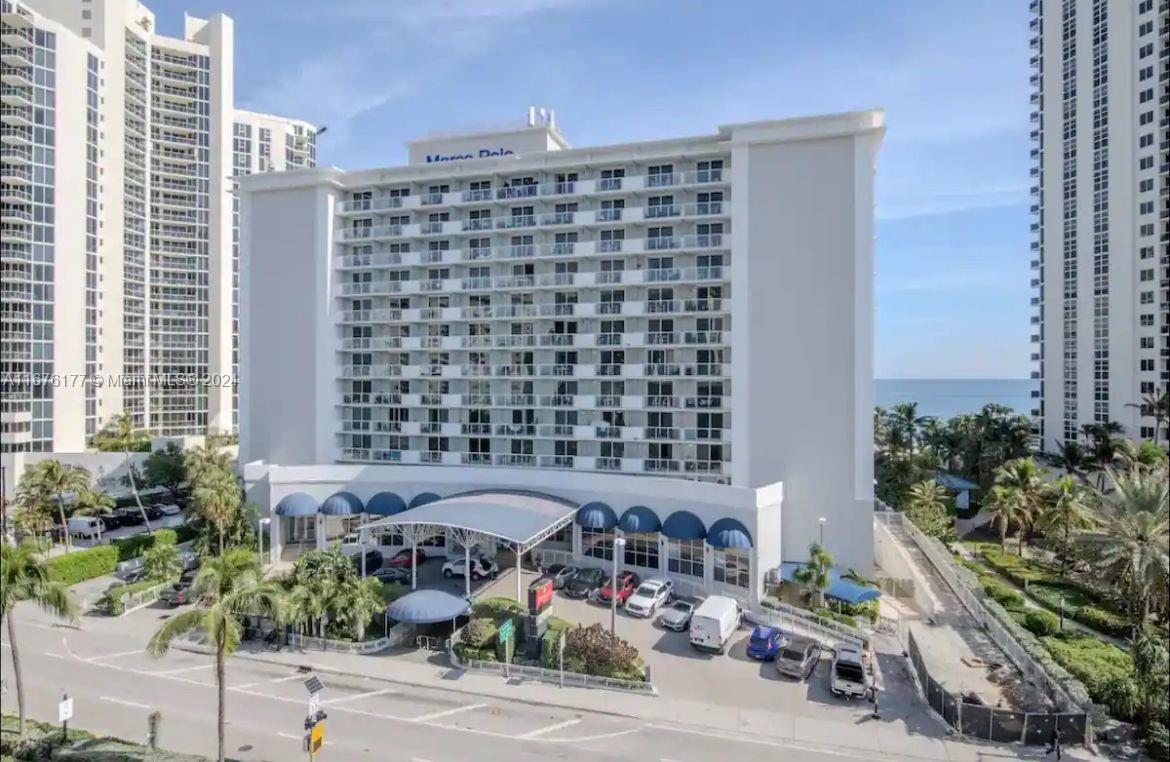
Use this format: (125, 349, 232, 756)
(204, 642, 1106, 762)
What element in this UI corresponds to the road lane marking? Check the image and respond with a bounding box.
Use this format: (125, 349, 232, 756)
(43, 652, 64, 659)
(410, 702, 486, 722)
(519, 718, 581, 739)
(87, 649, 144, 662)
(277, 732, 300, 740)
(101, 696, 151, 709)
(154, 663, 210, 675)
(234, 672, 313, 690)
(644, 723, 889, 759)
(322, 688, 396, 705)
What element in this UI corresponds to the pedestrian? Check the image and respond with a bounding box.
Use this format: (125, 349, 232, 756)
(1045, 724, 1062, 760)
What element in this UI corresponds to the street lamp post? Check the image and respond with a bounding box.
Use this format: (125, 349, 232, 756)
(818, 517, 827, 547)
(611, 536, 626, 634)
(1059, 594, 1065, 631)
(257, 517, 271, 568)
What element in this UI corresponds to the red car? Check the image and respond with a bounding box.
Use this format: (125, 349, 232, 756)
(385, 548, 427, 568)
(597, 572, 640, 604)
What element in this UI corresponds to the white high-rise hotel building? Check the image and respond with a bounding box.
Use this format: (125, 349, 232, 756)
(1031, 0, 1168, 447)
(239, 109, 884, 589)
(0, 0, 313, 453)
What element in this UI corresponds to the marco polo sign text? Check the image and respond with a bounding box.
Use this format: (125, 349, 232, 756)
(425, 147, 516, 163)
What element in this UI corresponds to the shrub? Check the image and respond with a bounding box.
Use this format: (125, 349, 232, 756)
(471, 596, 525, 622)
(563, 623, 643, 680)
(111, 527, 178, 562)
(452, 642, 496, 663)
(813, 608, 859, 629)
(1023, 609, 1060, 637)
(1145, 722, 1169, 762)
(95, 576, 174, 616)
(1040, 634, 1134, 706)
(1075, 605, 1132, 639)
(540, 616, 573, 668)
(174, 524, 199, 544)
(46, 545, 119, 586)
(462, 617, 498, 648)
(979, 579, 1026, 611)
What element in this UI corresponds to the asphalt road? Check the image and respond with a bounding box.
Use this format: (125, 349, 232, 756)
(2, 606, 915, 762)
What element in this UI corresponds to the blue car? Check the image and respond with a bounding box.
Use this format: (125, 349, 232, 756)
(746, 625, 788, 660)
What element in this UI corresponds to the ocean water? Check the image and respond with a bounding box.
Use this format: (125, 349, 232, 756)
(875, 379, 1036, 420)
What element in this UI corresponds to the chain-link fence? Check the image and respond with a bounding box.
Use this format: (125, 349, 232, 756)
(906, 629, 1088, 745)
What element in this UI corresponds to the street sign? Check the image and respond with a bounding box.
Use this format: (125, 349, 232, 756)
(58, 696, 73, 723)
(309, 721, 324, 754)
(558, 631, 566, 655)
(308, 692, 321, 717)
(497, 619, 514, 643)
(304, 675, 324, 696)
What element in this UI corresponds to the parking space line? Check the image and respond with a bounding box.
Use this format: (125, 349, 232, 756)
(86, 649, 144, 662)
(322, 688, 395, 705)
(519, 718, 580, 739)
(235, 673, 303, 690)
(154, 663, 210, 675)
(101, 696, 151, 709)
(410, 702, 486, 722)
(43, 652, 64, 659)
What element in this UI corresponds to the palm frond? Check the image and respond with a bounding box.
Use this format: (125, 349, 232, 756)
(147, 608, 208, 657)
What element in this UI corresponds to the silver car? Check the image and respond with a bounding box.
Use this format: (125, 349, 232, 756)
(657, 600, 694, 631)
(775, 636, 821, 680)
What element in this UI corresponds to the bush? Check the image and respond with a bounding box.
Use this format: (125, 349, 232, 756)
(563, 623, 643, 680)
(471, 596, 525, 622)
(1075, 605, 1132, 639)
(1040, 634, 1134, 706)
(540, 616, 573, 668)
(1023, 609, 1060, 637)
(979, 579, 1026, 611)
(812, 608, 859, 629)
(174, 524, 199, 544)
(1145, 722, 1170, 762)
(452, 642, 496, 663)
(462, 617, 498, 648)
(46, 545, 119, 586)
(96, 577, 174, 615)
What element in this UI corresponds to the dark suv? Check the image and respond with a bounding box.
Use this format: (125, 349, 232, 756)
(563, 567, 605, 599)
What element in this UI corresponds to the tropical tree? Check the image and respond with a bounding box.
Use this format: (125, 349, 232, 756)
(1114, 439, 1169, 473)
(143, 442, 187, 499)
(143, 536, 182, 581)
(993, 458, 1044, 550)
(904, 480, 953, 539)
(1128, 387, 1169, 446)
(286, 577, 332, 639)
(984, 484, 1030, 554)
(191, 468, 241, 554)
(69, 487, 115, 521)
(330, 576, 385, 641)
(147, 548, 282, 762)
(1037, 476, 1096, 578)
(1080, 421, 1125, 490)
(22, 460, 92, 553)
(184, 445, 235, 490)
(96, 414, 153, 531)
(793, 542, 833, 609)
(888, 402, 928, 455)
(1, 542, 79, 735)
(1076, 467, 1170, 629)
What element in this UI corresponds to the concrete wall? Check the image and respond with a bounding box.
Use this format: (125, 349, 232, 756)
(873, 518, 939, 618)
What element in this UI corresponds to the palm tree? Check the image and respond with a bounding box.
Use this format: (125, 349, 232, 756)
(1076, 468, 1169, 630)
(793, 542, 833, 609)
(147, 548, 282, 762)
(25, 461, 91, 553)
(993, 458, 1043, 551)
(69, 487, 115, 521)
(984, 484, 1030, 554)
(1081, 422, 1125, 490)
(330, 576, 384, 642)
(1052, 439, 1088, 481)
(184, 445, 235, 489)
(1038, 476, 1096, 578)
(889, 402, 928, 455)
(1, 542, 79, 735)
(191, 468, 241, 554)
(904, 480, 952, 538)
(1113, 439, 1168, 473)
(287, 578, 333, 641)
(1127, 387, 1169, 446)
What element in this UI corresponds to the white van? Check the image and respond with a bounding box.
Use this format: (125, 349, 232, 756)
(688, 595, 742, 654)
(67, 516, 104, 539)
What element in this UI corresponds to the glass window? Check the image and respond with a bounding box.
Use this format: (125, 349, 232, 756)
(667, 537, 704, 577)
(582, 527, 614, 560)
(623, 533, 659, 569)
(713, 549, 750, 588)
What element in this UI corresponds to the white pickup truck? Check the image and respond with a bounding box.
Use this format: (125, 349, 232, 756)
(829, 643, 873, 699)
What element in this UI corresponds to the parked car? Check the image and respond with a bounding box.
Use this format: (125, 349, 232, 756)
(348, 548, 383, 574)
(689, 595, 741, 654)
(145, 504, 166, 521)
(658, 600, 695, 631)
(624, 578, 673, 617)
(597, 571, 640, 605)
(372, 566, 410, 584)
(179, 567, 199, 585)
(542, 563, 579, 590)
(101, 513, 126, 531)
(121, 565, 149, 584)
(385, 547, 427, 568)
(775, 636, 821, 680)
(66, 516, 104, 539)
(563, 567, 605, 599)
(442, 555, 499, 580)
(160, 583, 192, 607)
(829, 643, 871, 699)
(745, 625, 789, 660)
(113, 508, 145, 526)
(158, 503, 182, 516)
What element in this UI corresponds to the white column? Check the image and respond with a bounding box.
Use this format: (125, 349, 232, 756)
(571, 524, 582, 561)
(703, 543, 714, 593)
(270, 518, 281, 564)
(515, 544, 523, 604)
(411, 535, 419, 590)
(315, 514, 325, 550)
(658, 534, 668, 578)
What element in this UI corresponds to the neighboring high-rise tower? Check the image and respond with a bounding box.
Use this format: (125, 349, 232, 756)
(1031, 0, 1168, 449)
(0, 0, 313, 453)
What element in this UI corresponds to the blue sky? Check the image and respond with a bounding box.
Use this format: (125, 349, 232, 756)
(154, 0, 1032, 380)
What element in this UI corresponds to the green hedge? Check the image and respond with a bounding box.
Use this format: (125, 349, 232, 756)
(1040, 634, 1133, 704)
(471, 596, 525, 622)
(46, 545, 119, 586)
(540, 616, 573, 668)
(1027, 584, 1132, 639)
(813, 608, 858, 629)
(1022, 609, 1060, 637)
(462, 617, 498, 648)
(96, 576, 175, 616)
(111, 528, 178, 562)
(980, 578, 1026, 611)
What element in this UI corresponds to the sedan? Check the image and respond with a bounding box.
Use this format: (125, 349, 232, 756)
(658, 600, 694, 631)
(145, 505, 165, 521)
(563, 567, 605, 599)
(161, 583, 192, 607)
(159, 504, 182, 516)
(746, 625, 789, 660)
(775, 636, 821, 680)
(543, 564, 579, 590)
(597, 571, 640, 605)
(114, 508, 145, 526)
(372, 567, 410, 584)
(624, 578, 673, 617)
(385, 548, 427, 568)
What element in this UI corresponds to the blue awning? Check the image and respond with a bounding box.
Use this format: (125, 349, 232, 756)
(320, 491, 362, 516)
(408, 492, 441, 509)
(274, 492, 318, 517)
(618, 505, 660, 534)
(366, 491, 407, 517)
(707, 517, 753, 549)
(661, 511, 706, 540)
(575, 501, 617, 530)
(387, 589, 470, 624)
(778, 562, 881, 604)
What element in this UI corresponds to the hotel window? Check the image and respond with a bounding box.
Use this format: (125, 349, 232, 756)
(1140, 337, 1154, 349)
(667, 537, 703, 577)
(697, 159, 723, 182)
(647, 164, 674, 187)
(582, 527, 614, 560)
(599, 229, 625, 251)
(713, 549, 749, 588)
(623, 533, 659, 569)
